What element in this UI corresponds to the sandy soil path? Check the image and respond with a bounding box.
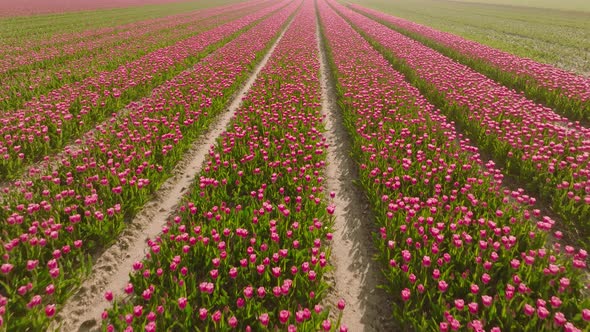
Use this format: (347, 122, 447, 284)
(316, 15, 399, 332)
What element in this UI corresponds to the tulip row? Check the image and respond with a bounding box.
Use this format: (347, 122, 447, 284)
(318, 0, 590, 330)
(102, 1, 344, 331)
(329, 2, 590, 247)
(0, 2, 298, 330)
(0, 0, 289, 183)
(348, 4, 590, 123)
(0, 0, 272, 110)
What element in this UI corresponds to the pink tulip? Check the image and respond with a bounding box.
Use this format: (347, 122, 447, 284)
(199, 308, 208, 320)
(337, 298, 346, 310)
(538, 306, 550, 319)
(212, 310, 221, 323)
(178, 297, 187, 310)
(45, 304, 56, 317)
(279, 310, 290, 324)
(554, 312, 567, 326)
(0, 264, 13, 274)
(454, 299, 464, 311)
(438, 280, 448, 292)
(228, 316, 238, 328)
(401, 288, 411, 301)
(259, 313, 269, 326)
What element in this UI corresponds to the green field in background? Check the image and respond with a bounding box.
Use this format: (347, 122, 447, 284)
(350, 0, 590, 75)
(452, 0, 590, 12)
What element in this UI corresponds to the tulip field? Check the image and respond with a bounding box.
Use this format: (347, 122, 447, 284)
(1, 0, 590, 331)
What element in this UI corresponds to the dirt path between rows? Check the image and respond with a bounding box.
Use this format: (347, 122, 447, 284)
(316, 16, 398, 332)
(50, 18, 294, 332)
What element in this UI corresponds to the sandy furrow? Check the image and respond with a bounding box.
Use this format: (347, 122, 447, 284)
(316, 16, 398, 332)
(50, 17, 295, 332)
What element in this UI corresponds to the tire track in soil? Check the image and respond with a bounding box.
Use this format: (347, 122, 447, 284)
(49, 16, 295, 332)
(316, 13, 399, 332)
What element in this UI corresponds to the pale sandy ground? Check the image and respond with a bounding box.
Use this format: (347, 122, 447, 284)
(317, 16, 399, 332)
